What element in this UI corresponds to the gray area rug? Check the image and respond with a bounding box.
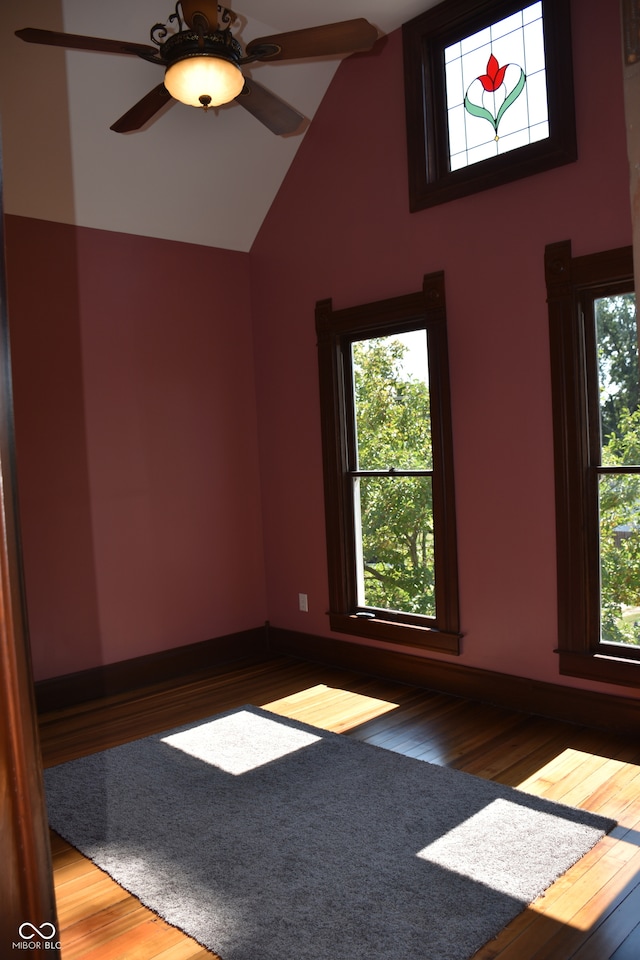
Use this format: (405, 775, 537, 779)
(44, 705, 615, 960)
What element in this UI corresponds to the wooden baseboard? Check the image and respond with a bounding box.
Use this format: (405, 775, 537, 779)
(36, 623, 640, 735)
(268, 626, 640, 737)
(35, 626, 269, 713)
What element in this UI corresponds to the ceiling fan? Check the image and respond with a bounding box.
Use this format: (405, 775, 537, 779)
(16, 1, 379, 136)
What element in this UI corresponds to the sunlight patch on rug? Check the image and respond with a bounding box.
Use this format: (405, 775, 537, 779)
(416, 797, 594, 897)
(161, 709, 322, 775)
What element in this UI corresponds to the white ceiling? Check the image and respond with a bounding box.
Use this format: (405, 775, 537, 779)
(0, 0, 436, 251)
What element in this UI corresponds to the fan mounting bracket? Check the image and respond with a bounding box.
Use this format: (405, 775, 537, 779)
(240, 43, 281, 64)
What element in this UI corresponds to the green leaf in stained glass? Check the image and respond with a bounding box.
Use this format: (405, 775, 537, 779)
(464, 62, 526, 137)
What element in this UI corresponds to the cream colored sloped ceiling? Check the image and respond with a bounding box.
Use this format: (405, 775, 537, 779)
(0, 0, 436, 251)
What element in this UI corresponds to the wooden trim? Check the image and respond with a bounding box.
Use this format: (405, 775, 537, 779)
(35, 626, 269, 713)
(315, 275, 460, 651)
(426, 276, 460, 634)
(329, 612, 460, 654)
(545, 239, 592, 654)
(268, 626, 640, 737)
(559, 650, 640, 688)
(622, 0, 640, 65)
(546, 241, 639, 687)
(0, 164, 59, 950)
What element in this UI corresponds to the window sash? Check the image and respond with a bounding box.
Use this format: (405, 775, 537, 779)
(315, 274, 461, 654)
(546, 240, 640, 687)
(352, 473, 436, 618)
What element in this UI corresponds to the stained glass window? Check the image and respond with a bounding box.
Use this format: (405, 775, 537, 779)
(403, 0, 576, 210)
(445, 2, 547, 171)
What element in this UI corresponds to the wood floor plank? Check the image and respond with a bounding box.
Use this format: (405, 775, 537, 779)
(554, 757, 634, 809)
(599, 770, 640, 825)
(477, 728, 578, 788)
(470, 844, 637, 960)
(152, 943, 219, 960)
(61, 902, 151, 955)
(534, 851, 640, 960)
(55, 873, 131, 930)
(610, 921, 640, 960)
(264, 683, 400, 731)
(61, 917, 188, 960)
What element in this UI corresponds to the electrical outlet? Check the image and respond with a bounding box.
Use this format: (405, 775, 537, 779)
(298, 593, 308, 612)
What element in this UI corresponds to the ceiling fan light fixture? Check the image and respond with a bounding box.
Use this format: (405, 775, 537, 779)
(164, 55, 244, 108)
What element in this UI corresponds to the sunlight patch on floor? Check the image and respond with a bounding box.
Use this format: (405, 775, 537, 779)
(523, 834, 636, 932)
(516, 748, 628, 795)
(525, 898, 593, 931)
(262, 684, 399, 732)
(512, 827, 633, 933)
(515, 749, 640, 833)
(519, 747, 602, 776)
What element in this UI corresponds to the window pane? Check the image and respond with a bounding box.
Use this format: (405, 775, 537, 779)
(354, 475, 435, 616)
(352, 331, 431, 470)
(444, 1, 547, 172)
(599, 473, 640, 646)
(596, 293, 639, 462)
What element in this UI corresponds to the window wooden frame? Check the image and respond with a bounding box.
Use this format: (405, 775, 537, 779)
(546, 239, 640, 688)
(403, 0, 577, 211)
(315, 273, 461, 654)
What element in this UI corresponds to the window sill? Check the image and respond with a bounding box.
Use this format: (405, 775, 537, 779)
(558, 650, 640, 689)
(329, 612, 461, 655)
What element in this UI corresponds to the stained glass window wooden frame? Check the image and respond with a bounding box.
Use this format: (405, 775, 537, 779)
(403, 0, 576, 211)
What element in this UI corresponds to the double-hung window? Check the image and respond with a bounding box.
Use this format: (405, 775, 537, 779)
(315, 274, 461, 653)
(546, 240, 640, 687)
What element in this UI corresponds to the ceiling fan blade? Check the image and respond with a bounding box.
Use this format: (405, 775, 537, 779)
(245, 18, 378, 62)
(15, 27, 158, 59)
(180, 0, 219, 32)
(236, 79, 305, 136)
(110, 84, 173, 133)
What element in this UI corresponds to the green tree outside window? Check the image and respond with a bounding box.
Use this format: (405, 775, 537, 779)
(352, 336, 435, 615)
(597, 293, 640, 646)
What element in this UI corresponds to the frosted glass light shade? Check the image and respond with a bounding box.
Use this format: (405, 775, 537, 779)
(164, 56, 244, 107)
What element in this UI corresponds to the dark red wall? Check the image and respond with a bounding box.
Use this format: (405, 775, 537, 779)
(6, 217, 266, 680)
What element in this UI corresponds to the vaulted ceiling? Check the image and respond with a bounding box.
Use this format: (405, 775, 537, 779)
(0, 0, 437, 251)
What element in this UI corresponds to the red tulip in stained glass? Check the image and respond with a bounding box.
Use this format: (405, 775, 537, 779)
(479, 54, 508, 92)
(465, 54, 526, 140)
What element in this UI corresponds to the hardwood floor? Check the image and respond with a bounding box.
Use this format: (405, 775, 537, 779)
(38, 654, 640, 959)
